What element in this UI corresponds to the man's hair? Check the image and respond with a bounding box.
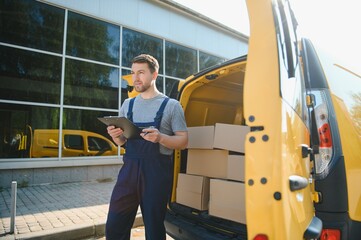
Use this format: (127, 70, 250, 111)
(131, 54, 159, 73)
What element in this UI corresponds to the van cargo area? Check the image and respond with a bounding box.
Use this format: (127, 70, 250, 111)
(166, 57, 249, 239)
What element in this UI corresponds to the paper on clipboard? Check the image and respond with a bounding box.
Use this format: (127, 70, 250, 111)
(97, 116, 142, 139)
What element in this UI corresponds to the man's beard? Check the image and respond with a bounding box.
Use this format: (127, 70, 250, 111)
(134, 80, 153, 93)
(134, 83, 150, 93)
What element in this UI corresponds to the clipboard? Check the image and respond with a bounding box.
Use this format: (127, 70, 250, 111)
(97, 116, 142, 139)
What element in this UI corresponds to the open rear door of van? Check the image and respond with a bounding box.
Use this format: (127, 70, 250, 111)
(244, 0, 322, 239)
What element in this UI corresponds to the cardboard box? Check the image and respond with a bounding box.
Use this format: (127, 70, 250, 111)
(213, 123, 250, 153)
(176, 173, 210, 210)
(209, 179, 246, 224)
(187, 126, 215, 149)
(186, 149, 228, 179)
(187, 124, 250, 153)
(227, 155, 245, 182)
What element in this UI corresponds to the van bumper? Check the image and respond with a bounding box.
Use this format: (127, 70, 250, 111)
(165, 211, 244, 240)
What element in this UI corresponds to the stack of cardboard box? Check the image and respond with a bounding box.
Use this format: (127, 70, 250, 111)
(176, 123, 250, 224)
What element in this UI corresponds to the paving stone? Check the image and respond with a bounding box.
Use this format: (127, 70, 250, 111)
(0, 180, 137, 238)
(29, 225, 42, 232)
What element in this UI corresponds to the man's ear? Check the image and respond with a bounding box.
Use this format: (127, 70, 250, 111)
(152, 71, 158, 80)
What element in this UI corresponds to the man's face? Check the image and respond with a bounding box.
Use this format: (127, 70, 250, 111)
(131, 62, 157, 93)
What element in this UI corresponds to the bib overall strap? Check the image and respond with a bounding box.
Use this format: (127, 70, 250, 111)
(127, 97, 136, 122)
(154, 97, 170, 127)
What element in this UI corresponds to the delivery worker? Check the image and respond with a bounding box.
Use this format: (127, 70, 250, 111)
(105, 54, 188, 240)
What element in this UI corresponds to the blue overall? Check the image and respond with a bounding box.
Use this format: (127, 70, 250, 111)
(106, 97, 173, 240)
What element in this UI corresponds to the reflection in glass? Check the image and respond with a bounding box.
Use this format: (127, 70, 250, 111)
(0, 45, 62, 104)
(67, 12, 120, 65)
(0, 0, 64, 53)
(0, 103, 60, 159)
(122, 28, 163, 74)
(64, 59, 119, 108)
(280, 61, 305, 120)
(62, 108, 118, 157)
(199, 52, 225, 70)
(165, 78, 179, 99)
(165, 42, 197, 79)
(121, 69, 132, 104)
(156, 76, 164, 94)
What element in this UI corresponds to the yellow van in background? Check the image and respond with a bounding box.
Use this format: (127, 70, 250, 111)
(31, 129, 122, 158)
(164, 0, 361, 239)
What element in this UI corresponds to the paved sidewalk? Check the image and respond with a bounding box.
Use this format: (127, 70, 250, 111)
(0, 180, 143, 240)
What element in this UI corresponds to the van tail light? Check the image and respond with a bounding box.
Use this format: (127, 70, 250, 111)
(318, 123, 332, 148)
(253, 234, 268, 240)
(313, 101, 333, 175)
(320, 229, 341, 240)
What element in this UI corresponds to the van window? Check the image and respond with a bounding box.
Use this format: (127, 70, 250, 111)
(64, 134, 84, 150)
(88, 136, 110, 151)
(274, 1, 308, 125)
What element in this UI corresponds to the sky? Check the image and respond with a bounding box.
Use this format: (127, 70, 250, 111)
(174, 0, 360, 75)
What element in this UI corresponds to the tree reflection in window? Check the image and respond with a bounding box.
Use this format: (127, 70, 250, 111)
(0, 45, 62, 104)
(64, 59, 119, 108)
(67, 12, 120, 65)
(122, 28, 163, 74)
(165, 42, 197, 79)
(199, 52, 226, 70)
(165, 78, 179, 99)
(0, 0, 65, 53)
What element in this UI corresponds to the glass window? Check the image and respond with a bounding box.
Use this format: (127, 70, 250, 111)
(199, 52, 225, 70)
(62, 108, 118, 157)
(88, 136, 112, 151)
(156, 76, 164, 94)
(0, 103, 60, 159)
(64, 59, 119, 109)
(122, 28, 163, 74)
(0, 45, 62, 104)
(66, 12, 120, 65)
(64, 134, 83, 150)
(121, 69, 132, 103)
(275, 2, 306, 122)
(165, 78, 179, 99)
(165, 42, 197, 79)
(0, 0, 65, 53)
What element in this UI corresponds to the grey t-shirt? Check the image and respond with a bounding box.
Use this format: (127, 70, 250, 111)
(120, 94, 187, 155)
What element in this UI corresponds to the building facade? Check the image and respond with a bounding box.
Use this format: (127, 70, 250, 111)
(0, 0, 248, 188)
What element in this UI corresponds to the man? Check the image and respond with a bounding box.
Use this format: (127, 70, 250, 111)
(105, 54, 188, 240)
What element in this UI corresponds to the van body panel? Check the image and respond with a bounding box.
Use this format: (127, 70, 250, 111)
(302, 37, 361, 237)
(331, 95, 361, 221)
(31, 129, 119, 158)
(244, 0, 314, 238)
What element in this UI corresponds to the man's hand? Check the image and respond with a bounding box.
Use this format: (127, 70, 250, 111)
(141, 126, 160, 143)
(107, 125, 127, 146)
(141, 127, 188, 150)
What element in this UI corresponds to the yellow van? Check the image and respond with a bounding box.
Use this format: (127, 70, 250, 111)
(31, 129, 121, 158)
(162, 0, 361, 239)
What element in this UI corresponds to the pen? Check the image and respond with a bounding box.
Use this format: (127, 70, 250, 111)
(143, 126, 155, 136)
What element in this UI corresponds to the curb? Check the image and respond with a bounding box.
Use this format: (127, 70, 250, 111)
(1, 214, 143, 240)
